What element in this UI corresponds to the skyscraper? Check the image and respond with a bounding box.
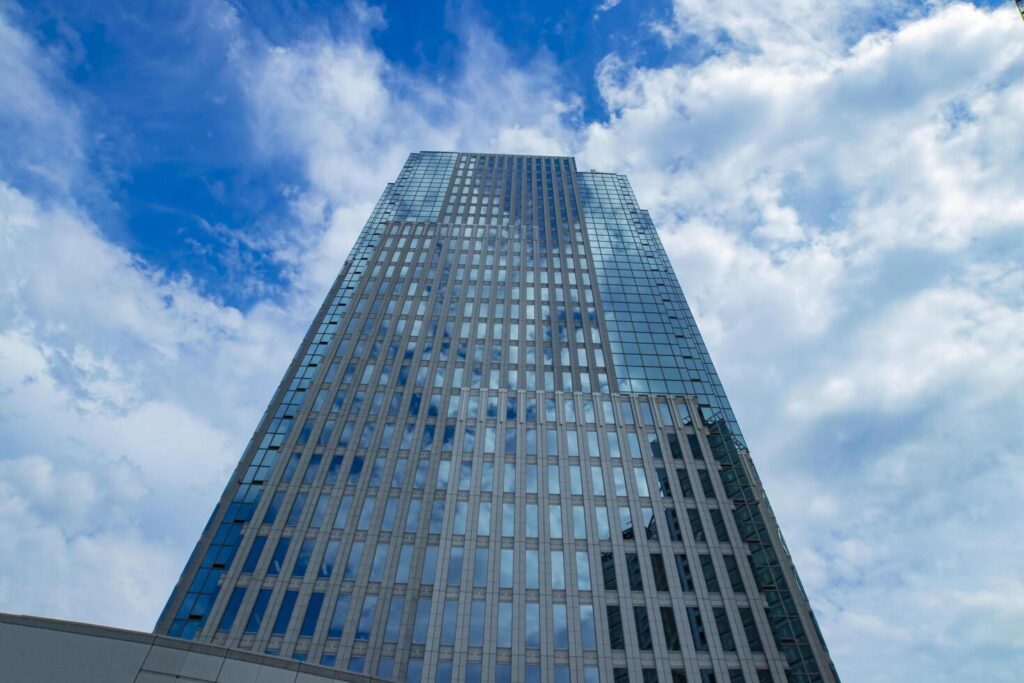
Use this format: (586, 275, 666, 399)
(157, 152, 839, 683)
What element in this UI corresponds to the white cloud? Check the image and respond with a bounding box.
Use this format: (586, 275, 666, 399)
(1, 1, 1023, 680)
(572, 4, 1024, 681)
(237, 14, 580, 295)
(595, 0, 622, 14)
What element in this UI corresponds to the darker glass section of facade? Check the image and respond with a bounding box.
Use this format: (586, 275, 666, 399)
(158, 152, 838, 683)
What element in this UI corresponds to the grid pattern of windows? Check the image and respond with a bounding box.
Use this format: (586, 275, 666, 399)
(158, 152, 838, 683)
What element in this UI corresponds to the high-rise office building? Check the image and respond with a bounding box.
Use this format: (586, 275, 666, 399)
(157, 152, 839, 683)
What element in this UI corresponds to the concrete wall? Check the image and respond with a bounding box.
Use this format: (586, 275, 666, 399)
(0, 613, 388, 683)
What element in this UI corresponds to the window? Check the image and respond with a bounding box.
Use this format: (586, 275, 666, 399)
(661, 606, 681, 650)
(724, 554, 746, 593)
(218, 587, 245, 631)
(384, 596, 404, 642)
(327, 594, 349, 638)
(688, 508, 706, 541)
(469, 601, 485, 646)
(244, 588, 271, 633)
(607, 606, 625, 649)
(293, 538, 315, 576)
(710, 508, 731, 544)
(422, 545, 438, 585)
(740, 607, 764, 652)
(551, 550, 566, 589)
(268, 538, 290, 576)
(677, 468, 694, 497)
(688, 607, 708, 651)
(344, 542, 364, 580)
(370, 543, 389, 581)
(634, 606, 653, 650)
(242, 536, 267, 574)
(625, 553, 643, 591)
(271, 591, 296, 635)
(300, 593, 324, 637)
(526, 602, 540, 648)
(497, 602, 512, 647)
(700, 554, 720, 593)
(413, 597, 431, 644)
(501, 549, 514, 588)
(675, 554, 695, 591)
(687, 433, 705, 460)
(552, 604, 569, 648)
(715, 607, 736, 651)
(580, 605, 597, 650)
(441, 599, 459, 645)
(447, 547, 463, 586)
(601, 552, 617, 590)
(698, 468, 716, 499)
(651, 553, 669, 591)
(576, 551, 591, 590)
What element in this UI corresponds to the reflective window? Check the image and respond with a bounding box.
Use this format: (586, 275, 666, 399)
(625, 553, 643, 591)
(447, 547, 463, 586)
(474, 548, 489, 587)
(573, 506, 587, 540)
(551, 550, 565, 589)
(334, 495, 353, 529)
(607, 605, 625, 649)
(242, 536, 267, 574)
(384, 596, 404, 642)
(688, 508, 707, 541)
(218, 587, 245, 631)
(677, 468, 694, 497)
(370, 543, 389, 582)
(396, 544, 413, 583)
(715, 607, 736, 651)
(580, 604, 597, 651)
(478, 502, 491, 535)
(576, 551, 591, 590)
(740, 607, 764, 652)
(548, 465, 560, 494)
(700, 554, 720, 593)
(268, 538, 289, 576)
(688, 607, 708, 651)
(286, 493, 307, 527)
(612, 467, 627, 496)
(595, 506, 610, 539)
(292, 538, 315, 577)
(501, 502, 515, 536)
(441, 599, 459, 645)
(469, 601, 485, 646)
(525, 602, 540, 648)
(244, 588, 271, 634)
(405, 499, 421, 532)
(412, 597, 431, 644)
(357, 496, 375, 530)
(549, 505, 563, 539)
(343, 542, 363, 580)
(327, 593, 349, 638)
(634, 606, 652, 650)
(421, 545, 438, 585)
(300, 592, 324, 637)
(430, 500, 446, 533)
(500, 548, 514, 588)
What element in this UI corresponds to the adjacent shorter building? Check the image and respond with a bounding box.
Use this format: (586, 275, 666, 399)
(157, 152, 840, 683)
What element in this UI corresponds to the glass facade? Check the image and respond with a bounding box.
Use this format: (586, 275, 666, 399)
(158, 152, 839, 683)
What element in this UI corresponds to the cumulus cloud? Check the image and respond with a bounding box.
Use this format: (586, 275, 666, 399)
(1, 1, 1022, 680)
(569, 4, 1024, 681)
(238, 12, 580, 294)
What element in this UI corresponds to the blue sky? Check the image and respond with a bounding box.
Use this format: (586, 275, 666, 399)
(1, 1, 1022, 680)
